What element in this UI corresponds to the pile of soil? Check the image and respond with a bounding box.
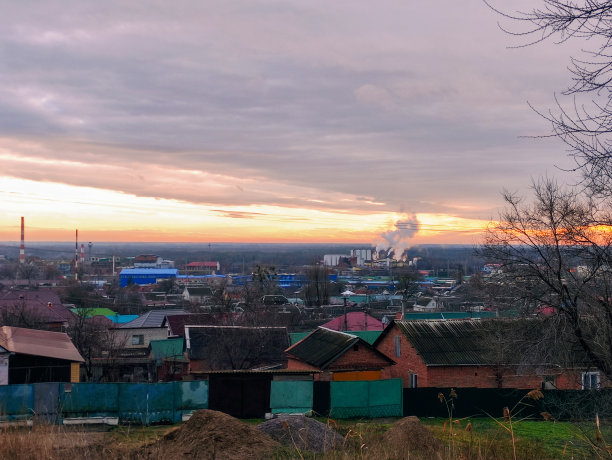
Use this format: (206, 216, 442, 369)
(257, 415, 344, 453)
(142, 410, 280, 459)
(379, 416, 443, 459)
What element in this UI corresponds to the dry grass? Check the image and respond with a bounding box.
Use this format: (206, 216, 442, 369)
(0, 415, 609, 460)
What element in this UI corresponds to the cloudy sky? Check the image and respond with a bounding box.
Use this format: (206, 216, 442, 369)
(0, 0, 579, 244)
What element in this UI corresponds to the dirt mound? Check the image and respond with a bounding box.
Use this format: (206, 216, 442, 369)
(257, 415, 344, 453)
(142, 409, 280, 459)
(379, 416, 443, 459)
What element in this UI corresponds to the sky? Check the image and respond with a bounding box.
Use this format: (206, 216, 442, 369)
(0, 1, 581, 246)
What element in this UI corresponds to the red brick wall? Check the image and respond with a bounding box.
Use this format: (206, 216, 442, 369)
(376, 324, 584, 389)
(327, 343, 392, 371)
(286, 357, 319, 371)
(377, 325, 429, 386)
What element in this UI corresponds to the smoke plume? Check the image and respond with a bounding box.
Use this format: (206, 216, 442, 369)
(376, 213, 419, 260)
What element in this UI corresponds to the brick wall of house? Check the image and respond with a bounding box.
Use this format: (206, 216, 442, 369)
(327, 343, 392, 371)
(377, 326, 429, 387)
(376, 324, 585, 389)
(286, 357, 320, 372)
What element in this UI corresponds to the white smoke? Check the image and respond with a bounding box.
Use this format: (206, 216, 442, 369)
(375, 213, 419, 260)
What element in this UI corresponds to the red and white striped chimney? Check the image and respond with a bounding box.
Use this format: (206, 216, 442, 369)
(75, 229, 79, 280)
(80, 243, 85, 263)
(19, 217, 25, 264)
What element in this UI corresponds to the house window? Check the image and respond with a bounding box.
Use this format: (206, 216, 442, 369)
(132, 334, 144, 346)
(394, 335, 401, 357)
(582, 371, 600, 390)
(409, 373, 418, 388)
(542, 375, 556, 390)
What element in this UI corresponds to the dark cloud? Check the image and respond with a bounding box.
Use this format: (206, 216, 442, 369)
(0, 0, 579, 221)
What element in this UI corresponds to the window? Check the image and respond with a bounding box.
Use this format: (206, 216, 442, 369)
(394, 335, 401, 357)
(409, 373, 418, 388)
(582, 371, 600, 390)
(542, 375, 556, 390)
(131, 334, 144, 346)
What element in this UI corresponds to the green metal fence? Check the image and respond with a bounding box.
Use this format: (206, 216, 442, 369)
(270, 380, 313, 414)
(0, 381, 208, 425)
(329, 379, 403, 418)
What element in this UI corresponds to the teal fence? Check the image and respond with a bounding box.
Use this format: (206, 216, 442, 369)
(0, 381, 208, 425)
(329, 379, 403, 418)
(270, 380, 313, 414)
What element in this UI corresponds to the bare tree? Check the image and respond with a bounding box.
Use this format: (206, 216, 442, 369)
(481, 178, 612, 380)
(66, 309, 127, 382)
(487, 0, 612, 195)
(17, 263, 39, 285)
(303, 263, 330, 307)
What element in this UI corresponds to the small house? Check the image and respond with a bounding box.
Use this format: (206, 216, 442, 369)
(286, 327, 394, 381)
(0, 326, 84, 385)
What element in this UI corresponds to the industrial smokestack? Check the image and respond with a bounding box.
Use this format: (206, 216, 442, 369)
(80, 244, 85, 264)
(75, 229, 79, 281)
(19, 217, 25, 264)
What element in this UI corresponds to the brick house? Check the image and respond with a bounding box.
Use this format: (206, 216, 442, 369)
(286, 327, 395, 381)
(375, 320, 587, 389)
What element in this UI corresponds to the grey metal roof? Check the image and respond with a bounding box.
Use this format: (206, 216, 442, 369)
(119, 309, 186, 328)
(184, 286, 213, 296)
(186, 326, 289, 370)
(393, 320, 490, 366)
(285, 327, 361, 369)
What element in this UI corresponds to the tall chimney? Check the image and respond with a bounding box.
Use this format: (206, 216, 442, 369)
(75, 229, 79, 281)
(80, 244, 85, 263)
(19, 217, 25, 264)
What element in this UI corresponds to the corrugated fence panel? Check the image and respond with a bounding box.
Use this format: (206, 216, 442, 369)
(61, 383, 119, 418)
(368, 379, 402, 418)
(146, 382, 176, 424)
(175, 381, 208, 421)
(33, 382, 61, 422)
(330, 380, 370, 418)
(0, 384, 34, 420)
(270, 381, 313, 414)
(118, 383, 151, 424)
(330, 379, 402, 418)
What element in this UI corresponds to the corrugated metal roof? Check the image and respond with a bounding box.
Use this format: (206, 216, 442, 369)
(394, 320, 489, 366)
(290, 330, 382, 346)
(119, 268, 179, 275)
(186, 326, 289, 370)
(184, 286, 213, 296)
(70, 307, 117, 318)
(321, 312, 383, 331)
(285, 327, 360, 369)
(0, 326, 84, 362)
(150, 338, 185, 364)
(119, 309, 186, 328)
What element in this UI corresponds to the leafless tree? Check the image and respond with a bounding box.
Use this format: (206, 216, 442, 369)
(487, 0, 612, 195)
(481, 178, 612, 380)
(66, 309, 127, 381)
(303, 263, 330, 307)
(17, 263, 39, 285)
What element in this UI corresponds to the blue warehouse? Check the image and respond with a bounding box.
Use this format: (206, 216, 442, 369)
(119, 268, 178, 287)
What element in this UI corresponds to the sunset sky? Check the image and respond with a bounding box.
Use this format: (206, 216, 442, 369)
(0, 1, 578, 245)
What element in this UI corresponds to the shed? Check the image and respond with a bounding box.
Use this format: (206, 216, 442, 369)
(0, 326, 84, 385)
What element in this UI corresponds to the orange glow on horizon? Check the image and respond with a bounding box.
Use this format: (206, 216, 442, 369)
(0, 176, 490, 244)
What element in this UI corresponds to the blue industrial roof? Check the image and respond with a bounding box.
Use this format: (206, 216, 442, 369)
(119, 268, 178, 276)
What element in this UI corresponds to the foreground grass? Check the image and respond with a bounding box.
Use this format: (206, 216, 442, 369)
(421, 417, 612, 459)
(0, 417, 609, 459)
